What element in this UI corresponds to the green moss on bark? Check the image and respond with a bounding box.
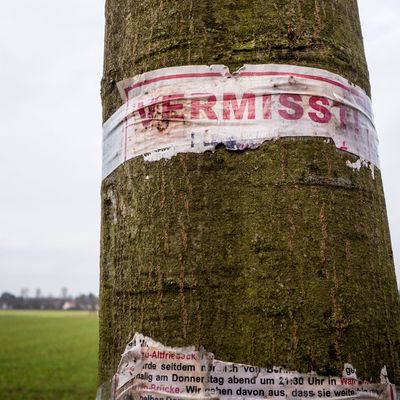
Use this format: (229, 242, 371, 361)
(99, 0, 400, 385)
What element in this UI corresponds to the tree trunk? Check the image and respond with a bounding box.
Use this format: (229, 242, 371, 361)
(99, 0, 400, 385)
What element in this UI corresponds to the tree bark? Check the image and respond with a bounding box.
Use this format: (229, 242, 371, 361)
(99, 0, 400, 385)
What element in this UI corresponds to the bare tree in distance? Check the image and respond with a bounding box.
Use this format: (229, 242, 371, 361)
(61, 287, 68, 300)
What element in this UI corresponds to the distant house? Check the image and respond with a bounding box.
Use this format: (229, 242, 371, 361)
(62, 300, 77, 310)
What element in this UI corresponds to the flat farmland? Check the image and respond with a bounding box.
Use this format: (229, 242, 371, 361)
(0, 310, 98, 400)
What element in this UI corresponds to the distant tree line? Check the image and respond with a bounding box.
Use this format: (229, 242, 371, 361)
(0, 291, 98, 311)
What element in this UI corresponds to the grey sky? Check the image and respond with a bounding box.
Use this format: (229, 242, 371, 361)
(0, 1, 398, 297)
(0, 1, 103, 296)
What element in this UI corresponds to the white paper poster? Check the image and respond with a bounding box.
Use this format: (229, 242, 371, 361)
(110, 333, 395, 400)
(102, 64, 378, 178)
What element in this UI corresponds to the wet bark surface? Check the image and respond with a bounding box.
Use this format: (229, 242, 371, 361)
(99, 0, 400, 384)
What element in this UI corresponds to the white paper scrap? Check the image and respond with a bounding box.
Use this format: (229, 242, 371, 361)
(111, 333, 396, 400)
(102, 64, 379, 179)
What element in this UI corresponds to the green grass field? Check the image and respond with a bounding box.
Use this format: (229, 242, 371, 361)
(0, 310, 99, 400)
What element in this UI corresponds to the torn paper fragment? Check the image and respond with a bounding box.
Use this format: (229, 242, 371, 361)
(111, 333, 396, 400)
(346, 158, 375, 179)
(102, 64, 379, 179)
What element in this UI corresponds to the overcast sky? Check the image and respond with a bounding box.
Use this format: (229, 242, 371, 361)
(0, 1, 399, 297)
